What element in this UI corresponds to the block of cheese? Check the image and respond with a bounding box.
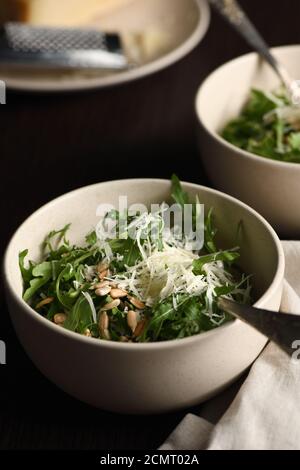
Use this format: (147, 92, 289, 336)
(0, 0, 134, 27)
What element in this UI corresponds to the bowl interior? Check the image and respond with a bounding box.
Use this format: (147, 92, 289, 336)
(5, 179, 280, 308)
(100, 0, 201, 62)
(196, 45, 300, 135)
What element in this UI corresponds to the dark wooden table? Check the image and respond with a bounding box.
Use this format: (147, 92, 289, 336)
(1, 0, 299, 450)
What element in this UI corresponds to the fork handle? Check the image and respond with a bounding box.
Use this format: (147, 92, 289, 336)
(209, 0, 292, 89)
(219, 298, 300, 356)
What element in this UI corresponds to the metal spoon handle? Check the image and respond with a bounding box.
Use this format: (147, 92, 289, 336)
(219, 298, 300, 356)
(209, 0, 292, 89)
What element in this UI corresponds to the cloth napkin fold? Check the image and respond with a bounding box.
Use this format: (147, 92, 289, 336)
(160, 242, 300, 450)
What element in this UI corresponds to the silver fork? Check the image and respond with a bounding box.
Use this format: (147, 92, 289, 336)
(209, 0, 300, 105)
(218, 298, 300, 356)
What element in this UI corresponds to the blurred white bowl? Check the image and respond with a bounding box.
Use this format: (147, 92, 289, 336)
(4, 179, 284, 414)
(1, 0, 210, 92)
(196, 45, 300, 237)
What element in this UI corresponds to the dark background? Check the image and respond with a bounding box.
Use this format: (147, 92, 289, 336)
(0, 0, 299, 450)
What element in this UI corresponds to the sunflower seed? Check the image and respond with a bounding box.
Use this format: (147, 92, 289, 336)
(102, 329, 111, 340)
(99, 312, 111, 340)
(97, 261, 109, 273)
(95, 285, 111, 297)
(110, 288, 128, 299)
(53, 313, 67, 325)
(128, 296, 145, 310)
(93, 280, 110, 290)
(35, 297, 54, 309)
(127, 310, 138, 332)
(99, 311, 109, 330)
(133, 319, 147, 337)
(120, 336, 129, 342)
(101, 299, 120, 311)
(99, 269, 109, 280)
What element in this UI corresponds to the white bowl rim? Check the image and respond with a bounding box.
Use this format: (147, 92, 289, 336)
(4, 0, 210, 92)
(3, 178, 285, 351)
(195, 44, 300, 170)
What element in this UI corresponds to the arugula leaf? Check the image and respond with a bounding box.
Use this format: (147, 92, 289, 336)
(85, 230, 97, 246)
(19, 250, 32, 283)
(123, 240, 140, 266)
(192, 250, 240, 275)
(23, 261, 52, 302)
(243, 89, 277, 119)
(55, 264, 76, 309)
(222, 117, 264, 149)
(222, 88, 300, 163)
(204, 208, 217, 253)
(214, 285, 236, 296)
(145, 295, 190, 340)
(175, 297, 217, 337)
(171, 174, 190, 208)
(110, 307, 131, 338)
(63, 294, 93, 333)
(110, 238, 141, 268)
(171, 175, 205, 248)
(247, 133, 280, 160)
(43, 224, 71, 254)
(145, 293, 231, 342)
(288, 132, 300, 151)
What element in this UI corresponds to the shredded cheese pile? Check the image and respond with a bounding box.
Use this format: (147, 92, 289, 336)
(84, 208, 250, 322)
(112, 242, 235, 311)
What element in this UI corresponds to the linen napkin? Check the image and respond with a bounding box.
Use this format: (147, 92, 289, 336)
(160, 241, 300, 450)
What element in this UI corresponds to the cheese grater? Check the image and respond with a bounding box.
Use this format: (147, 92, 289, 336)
(0, 22, 128, 70)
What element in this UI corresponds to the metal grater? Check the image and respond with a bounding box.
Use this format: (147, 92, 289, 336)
(0, 22, 128, 70)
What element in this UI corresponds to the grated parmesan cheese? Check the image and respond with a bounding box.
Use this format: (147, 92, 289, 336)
(112, 242, 235, 313)
(84, 206, 247, 321)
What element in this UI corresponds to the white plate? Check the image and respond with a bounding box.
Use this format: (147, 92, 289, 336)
(0, 0, 210, 92)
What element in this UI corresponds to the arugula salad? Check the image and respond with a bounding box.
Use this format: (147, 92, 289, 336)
(19, 176, 251, 343)
(222, 88, 300, 163)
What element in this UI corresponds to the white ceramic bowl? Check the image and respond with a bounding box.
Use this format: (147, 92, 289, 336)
(2, 0, 210, 92)
(196, 45, 300, 237)
(4, 179, 284, 414)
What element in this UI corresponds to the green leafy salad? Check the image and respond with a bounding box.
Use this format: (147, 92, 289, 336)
(222, 88, 300, 163)
(19, 176, 251, 343)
